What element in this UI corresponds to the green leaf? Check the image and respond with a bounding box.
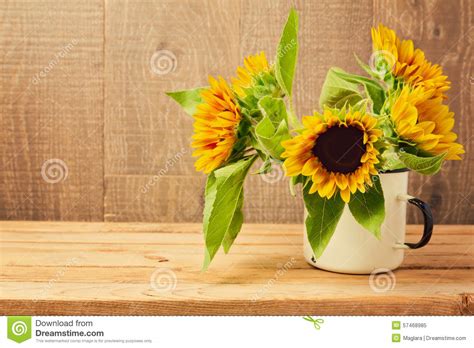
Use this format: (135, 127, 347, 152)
(255, 96, 291, 159)
(348, 177, 385, 239)
(398, 150, 446, 175)
(221, 189, 244, 254)
(202, 156, 257, 270)
(331, 68, 385, 113)
(275, 8, 298, 96)
(363, 82, 385, 114)
(258, 95, 288, 126)
(166, 88, 205, 116)
(255, 123, 289, 153)
(319, 68, 385, 114)
(379, 148, 407, 172)
(303, 187, 345, 258)
(319, 68, 363, 109)
(203, 173, 218, 235)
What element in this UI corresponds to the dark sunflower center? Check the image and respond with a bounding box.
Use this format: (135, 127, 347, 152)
(312, 126, 366, 174)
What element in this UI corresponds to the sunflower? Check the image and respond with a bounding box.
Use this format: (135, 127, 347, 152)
(232, 52, 270, 97)
(371, 24, 450, 98)
(282, 109, 382, 203)
(390, 86, 464, 160)
(191, 76, 241, 173)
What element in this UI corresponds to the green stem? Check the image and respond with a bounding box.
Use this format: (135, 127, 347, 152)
(384, 136, 415, 146)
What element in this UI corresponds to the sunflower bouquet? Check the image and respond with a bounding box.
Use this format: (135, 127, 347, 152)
(167, 9, 463, 270)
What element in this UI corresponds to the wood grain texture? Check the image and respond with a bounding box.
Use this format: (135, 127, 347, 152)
(0, 0, 104, 220)
(0, 0, 472, 223)
(0, 222, 472, 315)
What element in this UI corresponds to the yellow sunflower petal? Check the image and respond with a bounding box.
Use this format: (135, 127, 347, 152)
(372, 24, 450, 98)
(232, 52, 269, 97)
(391, 85, 463, 159)
(301, 157, 319, 176)
(191, 76, 240, 173)
(340, 187, 351, 203)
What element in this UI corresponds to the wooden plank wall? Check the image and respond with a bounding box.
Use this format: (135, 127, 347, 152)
(0, 0, 472, 224)
(0, 0, 104, 221)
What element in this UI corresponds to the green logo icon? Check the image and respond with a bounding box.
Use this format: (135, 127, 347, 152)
(392, 321, 401, 330)
(7, 316, 32, 343)
(392, 333, 401, 343)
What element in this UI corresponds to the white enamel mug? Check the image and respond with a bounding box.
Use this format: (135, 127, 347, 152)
(304, 170, 433, 274)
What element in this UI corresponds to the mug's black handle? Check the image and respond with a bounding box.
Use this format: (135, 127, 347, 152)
(404, 197, 434, 249)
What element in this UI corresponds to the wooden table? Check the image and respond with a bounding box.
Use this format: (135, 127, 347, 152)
(0, 222, 472, 315)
